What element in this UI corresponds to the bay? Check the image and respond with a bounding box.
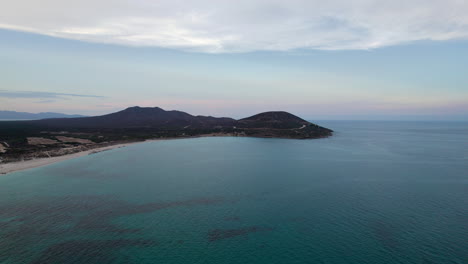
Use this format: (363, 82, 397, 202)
(1, 121, 467, 264)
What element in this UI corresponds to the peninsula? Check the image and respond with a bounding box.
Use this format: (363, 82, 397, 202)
(0, 107, 332, 171)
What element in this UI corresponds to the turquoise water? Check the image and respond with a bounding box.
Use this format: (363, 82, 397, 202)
(0, 121, 467, 264)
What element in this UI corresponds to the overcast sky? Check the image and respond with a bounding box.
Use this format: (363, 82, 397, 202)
(1, 0, 467, 120)
(2, 0, 468, 52)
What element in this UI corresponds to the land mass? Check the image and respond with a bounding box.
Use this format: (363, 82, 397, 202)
(0, 106, 332, 171)
(0, 110, 85, 120)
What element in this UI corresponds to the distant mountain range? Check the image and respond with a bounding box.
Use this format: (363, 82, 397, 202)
(0, 110, 85, 120)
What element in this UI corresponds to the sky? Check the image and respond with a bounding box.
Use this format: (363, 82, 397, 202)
(0, 0, 467, 120)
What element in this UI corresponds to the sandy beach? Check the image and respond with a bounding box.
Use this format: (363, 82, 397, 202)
(0, 134, 232, 175)
(0, 141, 141, 175)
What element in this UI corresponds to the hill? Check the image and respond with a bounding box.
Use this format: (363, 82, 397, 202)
(237, 111, 332, 138)
(32, 106, 235, 129)
(238, 111, 310, 129)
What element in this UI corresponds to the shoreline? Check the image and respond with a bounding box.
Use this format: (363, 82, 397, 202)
(0, 142, 137, 175)
(0, 137, 179, 175)
(0, 133, 331, 175)
(0, 134, 232, 175)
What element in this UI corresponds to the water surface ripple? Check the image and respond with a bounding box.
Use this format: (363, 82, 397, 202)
(0, 121, 467, 264)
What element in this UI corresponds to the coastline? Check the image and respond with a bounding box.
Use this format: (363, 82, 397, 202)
(0, 141, 141, 175)
(0, 132, 332, 175)
(0, 134, 229, 175)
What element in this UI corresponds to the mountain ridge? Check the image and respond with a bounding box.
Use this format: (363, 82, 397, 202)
(0, 106, 333, 163)
(0, 110, 85, 120)
(29, 107, 332, 136)
(32, 106, 236, 128)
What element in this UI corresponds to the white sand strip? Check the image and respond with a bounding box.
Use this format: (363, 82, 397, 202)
(0, 143, 134, 175)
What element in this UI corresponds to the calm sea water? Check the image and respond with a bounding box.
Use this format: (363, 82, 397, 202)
(0, 121, 467, 264)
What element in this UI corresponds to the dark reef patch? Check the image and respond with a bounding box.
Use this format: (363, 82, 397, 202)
(224, 216, 241, 221)
(29, 239, 157, 264)
(208, 226, 272, 242)
(0, 195, 226, 263)
(74, 196, 225, 233)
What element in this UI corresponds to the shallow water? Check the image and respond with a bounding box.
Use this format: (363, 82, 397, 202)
(1, 121, 467, 264)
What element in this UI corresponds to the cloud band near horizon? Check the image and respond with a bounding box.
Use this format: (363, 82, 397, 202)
(0, 90, 105, 99)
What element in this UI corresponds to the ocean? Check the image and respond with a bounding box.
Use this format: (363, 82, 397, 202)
(0, 121, 467, 264)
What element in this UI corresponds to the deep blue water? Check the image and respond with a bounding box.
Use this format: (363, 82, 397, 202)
(0, 121, 467, 264)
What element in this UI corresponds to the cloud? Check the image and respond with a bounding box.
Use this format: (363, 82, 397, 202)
(0, 0, 467, 53)
(0, 90, 105, 100)
(36, 99, 56, 104)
